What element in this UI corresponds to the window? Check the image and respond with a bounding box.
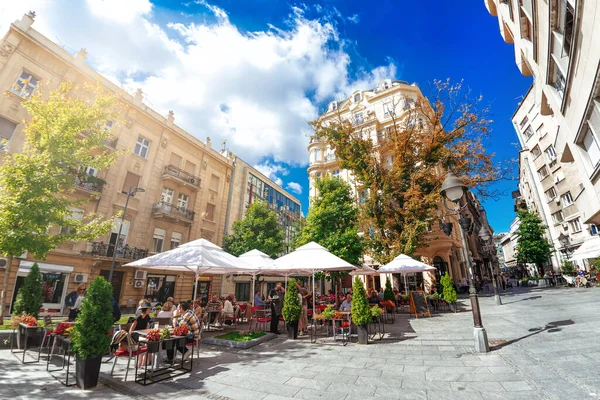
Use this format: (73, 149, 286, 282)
(161, 187, 174, 204)
(204, 203, 215, 221)
(121, 172, 141, 194)
(551, 59, 566, 97)
(555, 0, 575, 56)
(569, 218, 582, 233)
(561, 191, 574, 207)
(0, 116, 17, 150)
(169, 152, 182, 168)
(552, 210, 564, 224)
(315, 148, 321, 161)
(152, 228, 166, 253)
(170, 231, 182, 250)
(60, 207, 84, 235)
(353, 93, 361, 102)
(387, 155, 394, 167)
(133, 136, 150, 158)
(177, 193, 189, 209)
(383, 101, 394, 117)
(209, 174, 220, 192)
(11, 71, 39, 99)
(353, 112, 364, 125)
(184, 160, 196, 174)
(523, 126, 534, 141)
(332, 169, 340, 179)
(545, 187, 557, 201)
(102, 120, 114, 131)
(555, 170, 565, 183)
(519, 116, 529, 129)
(531, 145, 542, 158)
(537, 166, 549, 180)
(235, 282, 250, 302)
(536, 123, 546, 138)
(84, 166, 98, 177)
(581, 126, 600, 171)
(328, 101, 338, 112)
(545, 145, 558, 165)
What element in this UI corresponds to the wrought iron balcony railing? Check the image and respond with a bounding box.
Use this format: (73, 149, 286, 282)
(152, 201, 195, 222)
(91, 242, 148, 260)
(163, 165, 201, 188)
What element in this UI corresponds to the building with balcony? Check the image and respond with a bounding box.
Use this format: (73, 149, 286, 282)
(310, 79, 498, 289)
(485, 0, 600, 269)
(0, 13, 233, 315)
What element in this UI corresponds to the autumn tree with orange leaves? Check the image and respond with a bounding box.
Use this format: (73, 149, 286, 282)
(311, 79, 502, 263)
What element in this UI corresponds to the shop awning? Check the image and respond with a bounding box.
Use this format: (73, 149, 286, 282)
(569, 236, 600, 261)
(19, 261, 74, 274)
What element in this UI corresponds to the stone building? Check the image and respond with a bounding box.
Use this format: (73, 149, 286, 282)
(310, 79, 497, 290)
(485, 0, 600, 269)
(0, 13, 234, 315)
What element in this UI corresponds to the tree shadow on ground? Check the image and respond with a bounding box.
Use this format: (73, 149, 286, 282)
(490, 319, 575, 351)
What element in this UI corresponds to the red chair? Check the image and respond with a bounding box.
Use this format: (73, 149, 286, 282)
(110, 331, 147, 381)
(249, 307, 271, 332)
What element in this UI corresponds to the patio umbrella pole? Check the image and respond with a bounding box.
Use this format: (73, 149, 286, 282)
(312, 272, 316, 325)
(404, 273, 408, 294)
(193, 267, 199, 304)
(251, 274, 256, 306)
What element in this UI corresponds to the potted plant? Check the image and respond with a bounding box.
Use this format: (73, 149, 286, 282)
(282, 278, 301, 339)
(71, 276, 114, 389)
(351, 276, 371, 344)
(145, 329, 161, 353)
(160, 327, 173, 350)
(383, 280, 395, 313)
(371, 305, 383, 322)
(440, 273, 457, 313)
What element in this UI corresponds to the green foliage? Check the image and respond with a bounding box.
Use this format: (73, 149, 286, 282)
(440, 272, 457, 304)
(515, 210, 553, 276)
(13, 263, 43, 318)
(351, 277, 371, 326)
(71, 277, 113, 360)
(561, 260, 576, 275)
(223, 200, 285, 258)
(371, 305, 383, 318)
(383, 279, 395, 302)
(282, 278, 301, 322)
(0, 82, 122, 321)
(215, 331, 266, 342)
(321, 305, 335, 319)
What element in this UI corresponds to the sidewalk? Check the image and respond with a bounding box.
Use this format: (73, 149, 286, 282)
(1, 286, 598, 399)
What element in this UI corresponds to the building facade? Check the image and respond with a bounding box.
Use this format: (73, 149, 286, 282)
(0, 13, 234, 315)
(485, 0, 600, 268)
(310, 79, 497, 290)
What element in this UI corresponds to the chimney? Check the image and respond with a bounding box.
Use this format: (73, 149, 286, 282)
(167, 110, 175, 126)
(15, 11, 36, 31)
(74, 48, 87, 65)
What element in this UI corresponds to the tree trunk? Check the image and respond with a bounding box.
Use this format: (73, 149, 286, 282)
(0, 254, 14, 325)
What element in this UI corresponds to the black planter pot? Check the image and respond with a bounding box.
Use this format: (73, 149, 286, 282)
(17, 324, 40, 349)
(286, 320, 299, 339)
(146, 341, 160, 353)
(357, 325, 369, 344)
(162, 339, 174, 350)
(76, 356, 102, 390)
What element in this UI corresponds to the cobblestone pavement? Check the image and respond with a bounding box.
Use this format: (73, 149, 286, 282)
(1, 286, 599, 400)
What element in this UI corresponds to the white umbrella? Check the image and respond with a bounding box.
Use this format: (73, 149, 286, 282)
(125, 238, 256, 302)
(349, 265, 379, 276)
(238, 249, 276, 306)
(262, 242, 356, 317)
(378, 254, 436, 293)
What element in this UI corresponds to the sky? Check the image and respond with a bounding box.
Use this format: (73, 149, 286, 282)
(0, 0, 532, 233)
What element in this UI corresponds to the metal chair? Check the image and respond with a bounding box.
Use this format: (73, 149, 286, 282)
(110, 331, 147, 381)
(249, 307, 271, 332)
(40, 315, 56, 349)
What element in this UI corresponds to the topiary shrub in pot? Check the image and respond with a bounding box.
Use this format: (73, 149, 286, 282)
(13, 263, 43, 318)
(71, 276, 113, 389)
(351, 276, 371, 344)
(440, 273, 457, 313)
(383, 279, 395, 312)
(282, 278, 302, 339)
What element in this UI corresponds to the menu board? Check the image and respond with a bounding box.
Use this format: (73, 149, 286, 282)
(409, 291, 431, 318)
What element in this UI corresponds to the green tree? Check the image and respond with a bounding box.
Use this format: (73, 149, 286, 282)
(313, 80, 501, 263)
(13, 263, 43, 318)
(440, 272, 457, 304)
(515, 209, 553, 277)
(351, 276, 371, 326)
(282, 278, 301, 322)
(0, 82, 122, 324)
(295, 176, 363, 299)
(71, 276, 113, 360)
(383, 279, 395, 302)
(223, 200, 285, 257)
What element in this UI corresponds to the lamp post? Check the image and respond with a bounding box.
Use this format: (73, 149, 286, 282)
(440, 172, 489, 353)
(108, 186, 145, 283)
(479, 225, 502, 306)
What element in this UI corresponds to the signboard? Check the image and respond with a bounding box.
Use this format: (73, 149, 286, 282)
(197, 276, 213, 282)
(409, 291, 431, 318)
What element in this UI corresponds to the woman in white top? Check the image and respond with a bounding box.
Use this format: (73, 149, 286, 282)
(157, 301, 174, 318)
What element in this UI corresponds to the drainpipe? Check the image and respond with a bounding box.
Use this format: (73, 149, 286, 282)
(223, 155, 236, 236)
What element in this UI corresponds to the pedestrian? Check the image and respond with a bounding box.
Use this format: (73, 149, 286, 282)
(297, 281, 310, 336)
(65, 283, 85, 317)
(68, 284, 87, 321)
(268, 282, 285, 334)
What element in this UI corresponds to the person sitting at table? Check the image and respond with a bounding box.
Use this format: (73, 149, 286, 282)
(193, 299, 203, 319)
(368, 290, 381, 306)
(254, 290, 265, 307)
(166, 302, 200, 363)
(339, 294, 352, 312)
(378, 287, 385, 300)
(157, 301, 174, 319)
(328, 290, 335, 303)
(221, 294, 239, 325)
(206, 295, 222, 324)
(130, 302, 152, 367)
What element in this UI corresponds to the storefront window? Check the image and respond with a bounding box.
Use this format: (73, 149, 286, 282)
(145, 275, 176, 303)
(41, 272, 67, 304)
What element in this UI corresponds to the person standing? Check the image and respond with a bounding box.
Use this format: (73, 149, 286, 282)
(297, 282, 310, 336)
(268, 282, 285, 334)
(65, 284, 85, 318)
(68, 284, 87, 321)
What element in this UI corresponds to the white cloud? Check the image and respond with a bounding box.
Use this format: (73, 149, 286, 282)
(253, 162, 289, 186)
(286, 182, 303, 195)
(0, 1, 398, 167)
(348, 14, 360, 24)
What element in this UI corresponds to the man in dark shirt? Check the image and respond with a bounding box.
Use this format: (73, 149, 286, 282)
(268, 282, 285, 334)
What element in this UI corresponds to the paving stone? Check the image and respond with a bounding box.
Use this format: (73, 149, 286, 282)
(373, 387, 427, 399)
(425, 389, 484, 400)
(292, 388, 348, 399)
(458, 373, 522, 382)
(217, 386, 268, 400)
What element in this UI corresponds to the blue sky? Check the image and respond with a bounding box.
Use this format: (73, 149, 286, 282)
(0, 0, 532, 232)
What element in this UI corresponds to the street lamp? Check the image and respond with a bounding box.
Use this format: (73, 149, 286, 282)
(108, 186, 145, 283)
(479, 225, 502, 306)
(440, 172, 489, 353)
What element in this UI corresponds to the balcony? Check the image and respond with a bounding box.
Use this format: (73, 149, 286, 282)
(104, 136, 118, 149)
(162, 165, 201, 190)
(563, 203, 578, 218)
(91, 242, 148, 260)
(152, 201, 195, 225)
(74, 175, 104, 194)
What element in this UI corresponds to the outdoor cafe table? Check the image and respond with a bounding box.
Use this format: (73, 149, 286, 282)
(205, 309, 223, 331)
(134, 329, 195, 385)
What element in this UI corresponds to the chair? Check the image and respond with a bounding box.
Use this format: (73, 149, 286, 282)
(153, 317, 172, 327)
(40, 315, 57, 349)
(110, 331, 147, 381)
(185, 322, 204, 359)
(222, 310, 238, 329)
(249, 307, 271, 332)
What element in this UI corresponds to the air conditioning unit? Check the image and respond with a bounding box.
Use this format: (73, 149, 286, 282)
(189, 178, 196, 185)
(134, 270, 147, 280)
(73, 273, 88, 283)
(555, 198, 561, 205)
(16, 251, 28, 259)
(133, 280, 145, 289)
(0, 258, 7, 268)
